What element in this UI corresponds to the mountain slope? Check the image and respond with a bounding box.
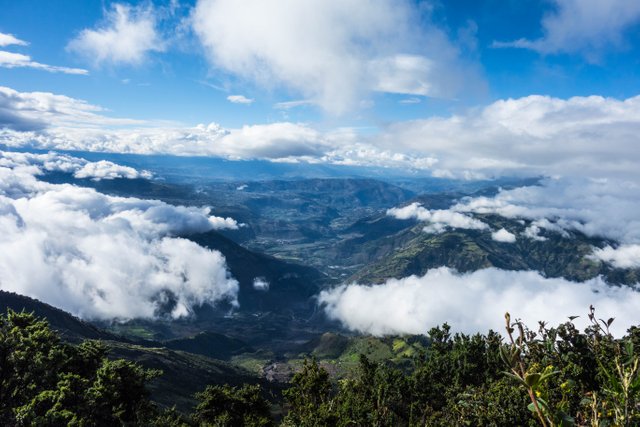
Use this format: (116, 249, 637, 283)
(349, 214, 640, 285)
(0, 291, 266, 412)
(0, 291, 120, 342)
(188, 230, 328, 314)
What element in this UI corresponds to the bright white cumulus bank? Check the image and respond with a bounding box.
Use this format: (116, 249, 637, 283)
(320, 267, 640, 337)
(0, 151, 240, 320)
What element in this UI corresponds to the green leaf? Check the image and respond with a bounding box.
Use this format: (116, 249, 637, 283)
(525, 373, 541, 388)
(538, 370, 561, 384)
(502, 371, 528, 388)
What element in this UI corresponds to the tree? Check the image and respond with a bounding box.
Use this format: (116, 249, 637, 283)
(193, 383, 273, 427)
(0, 309, 160, 426)
(282, 358, 337, 426)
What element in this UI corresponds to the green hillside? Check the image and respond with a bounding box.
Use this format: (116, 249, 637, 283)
(350, 214, 640, 285)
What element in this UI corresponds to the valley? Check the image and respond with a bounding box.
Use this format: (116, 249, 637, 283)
(8, 160, 635, 413)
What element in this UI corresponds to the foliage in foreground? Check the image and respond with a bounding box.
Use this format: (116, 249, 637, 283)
(2, 308, 640, 426)
(0, 309, 162, 425)
(282, 307, 640, 426)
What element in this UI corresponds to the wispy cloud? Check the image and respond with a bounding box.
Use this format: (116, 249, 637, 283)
(0, 32, 87, 75)
(0, 32, 28, 47)
(0, 51, 88, 75)
(399, 97, 421, 104)
(68, 3, 165, 66)
(273, 99, 314, 110)
(493, 0, 640, 61)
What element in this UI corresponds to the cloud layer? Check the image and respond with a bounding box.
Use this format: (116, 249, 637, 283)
(0, 154, 240, 320)
(3, 87, 640, 181)
(0, 86, 142, 131)
(0, 150, 152, 181)
(377, 94, 640, 180)
(320, 267, 640, 336)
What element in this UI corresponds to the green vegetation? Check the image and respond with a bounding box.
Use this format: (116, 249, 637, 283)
(194, 384, 273, 426)
(3, 308, 640, 426)
(0, 309, 160, 425)
(280, 309, 640, 426)
(349, 214, 640, 286)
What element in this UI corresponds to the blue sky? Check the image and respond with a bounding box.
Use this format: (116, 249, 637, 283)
(2, 0, 640, 128)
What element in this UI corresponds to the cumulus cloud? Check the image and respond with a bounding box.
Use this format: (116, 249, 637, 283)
(0, 150, 152, 181)
(0, 51, 88, 75)
(191, 0, 482, 113)
(523, 223, 548, 241)
(0, 32, 28, 47)
(387, 202, 488, 234)
(491, 228, 516, 243)
(319, 267, 640, 337)
(591, 245, 640, 269)
(0, 158, 240, 320)
(227, 95, 254, 105)
(456, 177, 640, 245)
(73, 160, 152, 180)
(252, 277, 269, 291)
(68, 3, 165, 66)
(494, 0, 640, 60)
(377, 94, 640, 180)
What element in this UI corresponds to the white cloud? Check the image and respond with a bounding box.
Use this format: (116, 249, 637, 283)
(523, 224, 547, 241)
(387, 202, 488, 234)
(591, 245, 640, 269)
(0, 51, 88, 75)
(399, 97, 421, 105)
(191, 0, 482, 114)
(252, 277, 269, 291)
(319, 267, 640, 337)
(494, 0, 640, 60)
(68, 3, 165, 66)
(0, 32, 28, 47)
(0, 150, 152, 181)
(370, 54, 433, 96)
(455, 177, 640, 245)
(377, 94, 640, 180)
(3, 87, 640, 184)
(73, 160, 152, 181)
(0, 86, 144, 131)
(0, 157, 240, 320)
(0, 33, 87, 75)
(492, 228, 516, 243)
(227, 95, 254, 105)
(273, 100, 314, 110)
